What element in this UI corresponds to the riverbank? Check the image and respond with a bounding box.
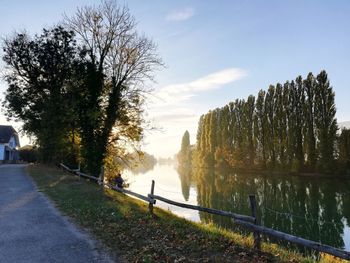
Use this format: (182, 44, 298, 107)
(27, 164, 344, 262)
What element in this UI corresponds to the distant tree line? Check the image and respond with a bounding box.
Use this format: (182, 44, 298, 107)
(2, 1, 162, 176)
(181, 70, 350, 174)
(126, 151, 157, 174)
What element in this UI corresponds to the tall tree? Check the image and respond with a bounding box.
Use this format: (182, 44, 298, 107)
(215, 105, 230, 166)
(228, 101, 236, 162)
(338, 128, 350, 172)
(197, 112, 212, 167)
(65, 1, 162, 175)
(220, 105, 230, 151)
(2, 27, 80, 163)
(265, 85, 276, 167)
(294, 76, 305, 168)
(254, 90, 267, 168)
(193, 70, 339, 173)
(315, 70, 337, 172)
(285, 79, 305, 171)
(178, 130, 191, 166)
(303, 73, 317, 170)
(203, 114, 211, 155)
(232, 99, 245, 166)
(274, 83, 287, 167)
(196, 115, 204, 153)
(280, 83, 289, 167)
(244, 95, 255, 165)
(208, 110, 217, 165)
(193, 115, 204, 166)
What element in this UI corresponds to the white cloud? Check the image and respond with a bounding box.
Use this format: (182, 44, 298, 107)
(143, 68, 247, 157)
(153, 113, 196, 123)
(166, 8, 194, 22)
(142, 107, 200, 157)
(152, 68, 247, 106)
(147, 108, 198, 134)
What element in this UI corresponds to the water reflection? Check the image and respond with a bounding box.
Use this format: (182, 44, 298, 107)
(126, 164, 350, 250)
(190, 167, 350, 250)
(177, 165, 192, 201)
(124, 164, 200, 222)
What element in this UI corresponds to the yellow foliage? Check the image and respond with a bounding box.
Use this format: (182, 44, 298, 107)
(319, 253, 348, 263)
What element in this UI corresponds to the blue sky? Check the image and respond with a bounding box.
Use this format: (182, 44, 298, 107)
(1, 1, 350, 157)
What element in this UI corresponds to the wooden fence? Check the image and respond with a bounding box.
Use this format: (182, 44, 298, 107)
(59, 163, 350, 261)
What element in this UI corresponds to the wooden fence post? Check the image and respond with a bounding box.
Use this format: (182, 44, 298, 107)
(249, 194, 261, 250)
(148, 180, 155, 215)
(99, 166, 104, 185)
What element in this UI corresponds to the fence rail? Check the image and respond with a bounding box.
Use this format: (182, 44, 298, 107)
(60, 163, 100, 182)
(59, 163, 350, 261)
(234, 219, 350, 260)
(109, 184, 154, 203)
(150, 194, 255, 223)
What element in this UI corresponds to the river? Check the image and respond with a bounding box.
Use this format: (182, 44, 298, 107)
(124, 164, 350, 251)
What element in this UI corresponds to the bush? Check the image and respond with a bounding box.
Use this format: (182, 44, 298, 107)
(19, 145, 39, 163)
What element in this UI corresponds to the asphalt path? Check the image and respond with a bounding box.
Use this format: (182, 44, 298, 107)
(0, 164, 114, 263)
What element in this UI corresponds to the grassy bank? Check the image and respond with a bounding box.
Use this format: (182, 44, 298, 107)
(27, 165, 343, 262)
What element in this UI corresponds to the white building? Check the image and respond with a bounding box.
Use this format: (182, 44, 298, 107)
(0, 125, 20, 163)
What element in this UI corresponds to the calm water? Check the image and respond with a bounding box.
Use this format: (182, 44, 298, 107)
(124, 164, 350, 251)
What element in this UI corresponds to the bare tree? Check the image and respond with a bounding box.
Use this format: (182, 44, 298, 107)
(64, 0, 163, 175)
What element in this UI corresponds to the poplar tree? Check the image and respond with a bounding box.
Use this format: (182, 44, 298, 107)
(338, 129, 350, 171)
(201, 113, 211, 166)
(274, 83, 287, 167)
(191, 70, 341, 174)
(315, 70, 337, 171)
(195, 116, 202, 167)
(219, 105, 230, 165)
(215, 109, 222, 152)
(232, 99, 245, 166)
(220, 105, 230, 148)
(244, 95, 255, 165)
(284, 81, 294, 167)
(228, 101, 236, 156)
(281, 83, 289, 167)
(294, 76, 305, 168)
(178, 130, 191, 166)
(254, 90, 267, 168)
(265, 85, 276, 167)
(303, 73, 317, 170)
(208, 110, 217, 165)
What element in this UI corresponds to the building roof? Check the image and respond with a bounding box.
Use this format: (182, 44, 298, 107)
(0, 125, 20, 146)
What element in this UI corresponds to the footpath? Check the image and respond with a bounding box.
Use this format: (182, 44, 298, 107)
(0, 164, 114, 263)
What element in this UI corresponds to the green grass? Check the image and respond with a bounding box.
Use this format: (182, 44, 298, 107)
(27, 164, 343, 263)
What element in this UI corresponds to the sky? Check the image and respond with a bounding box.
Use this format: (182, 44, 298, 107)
(0, 0, 350, 158)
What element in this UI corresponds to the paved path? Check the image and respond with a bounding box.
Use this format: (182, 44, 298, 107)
(0, 164, 114, 263)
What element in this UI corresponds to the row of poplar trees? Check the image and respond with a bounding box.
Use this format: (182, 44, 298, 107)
(190, 70, 350, 173)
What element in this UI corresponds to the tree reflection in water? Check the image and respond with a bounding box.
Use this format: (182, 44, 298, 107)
(178, 166, 350, 250)
(177, 165, 192, 201)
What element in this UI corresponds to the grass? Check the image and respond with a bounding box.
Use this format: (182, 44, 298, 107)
(27, 164, 346, 263)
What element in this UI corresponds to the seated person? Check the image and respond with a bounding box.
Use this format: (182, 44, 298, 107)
(115, 173, 124, 188)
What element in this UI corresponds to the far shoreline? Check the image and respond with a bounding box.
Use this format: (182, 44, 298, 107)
(176, 164, 350, 180)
